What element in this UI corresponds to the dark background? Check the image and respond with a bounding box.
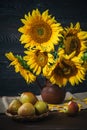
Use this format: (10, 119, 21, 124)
(0, 0, 87, 96)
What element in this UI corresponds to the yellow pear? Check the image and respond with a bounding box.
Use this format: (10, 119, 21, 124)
(20, 92, 38, 105)
(7, 99, 22, 114)
(18, 102, 35, 116)
(34, 101, 48, 115)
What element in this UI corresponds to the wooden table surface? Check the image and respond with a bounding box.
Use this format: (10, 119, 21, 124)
(0, 109, 87, 130)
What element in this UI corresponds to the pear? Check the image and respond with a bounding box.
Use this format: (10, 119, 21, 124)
(7, 99, 22, 115)
(18, 102, 35, 116)
(20, 92, 38, 105)
(34, 101, 48, 115)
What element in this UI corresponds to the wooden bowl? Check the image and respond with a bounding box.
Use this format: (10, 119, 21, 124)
(5, 110, 50, 122)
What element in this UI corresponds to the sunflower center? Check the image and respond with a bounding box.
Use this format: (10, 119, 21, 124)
(36, 51, 48, 67)
(37, 28, 44, 36)
(30, 22, 52, 43)
(53, 59, 77, 78)
(64, 35, 81, 55)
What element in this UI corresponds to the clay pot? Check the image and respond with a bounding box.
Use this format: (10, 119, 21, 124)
(41, 80, 66, 104)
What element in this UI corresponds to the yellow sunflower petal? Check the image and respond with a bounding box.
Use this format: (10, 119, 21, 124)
(5, 52, 15, 61)
(36, 66, 41, 75)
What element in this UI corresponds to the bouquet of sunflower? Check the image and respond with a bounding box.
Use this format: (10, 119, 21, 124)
(5, 9, 87, 87)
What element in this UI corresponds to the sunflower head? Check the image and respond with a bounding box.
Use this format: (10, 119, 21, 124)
(24, 47, 49, 75)
(5, 52, 36, 83)
(55, 58, 77, 78)
(62, 22, 87, 56)
(44, 54, 86, 87)
(18, 9, 63, 51)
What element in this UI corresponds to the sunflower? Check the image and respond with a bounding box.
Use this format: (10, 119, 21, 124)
(43, 53, 86, 87)
(23, 47, 54, 75)
(18, 9, 63, 51)
(19, 69, 36, 84)
(62, 22, 87, 56)
(5, 52, 36, 83)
